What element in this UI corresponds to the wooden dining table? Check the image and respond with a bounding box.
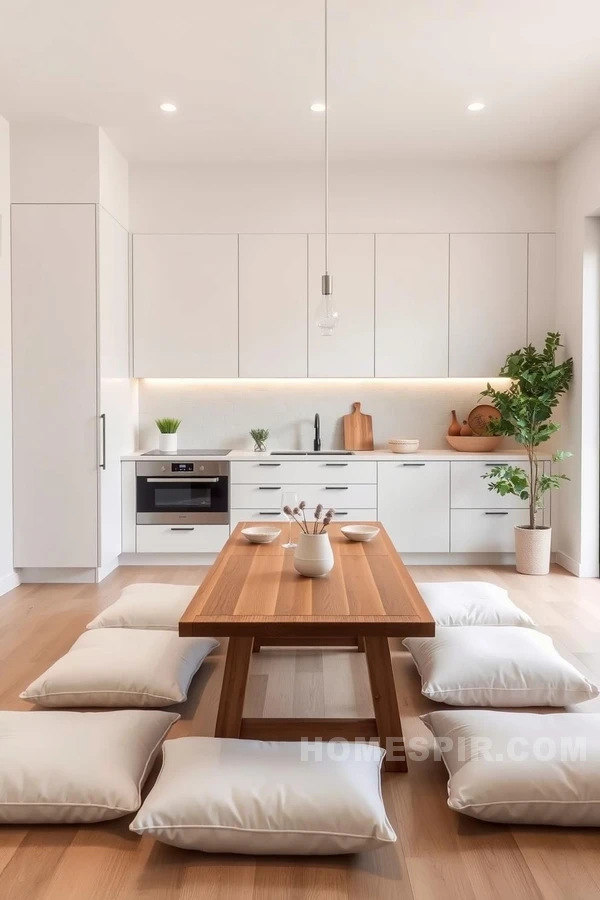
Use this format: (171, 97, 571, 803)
(180, 521, 435, 771)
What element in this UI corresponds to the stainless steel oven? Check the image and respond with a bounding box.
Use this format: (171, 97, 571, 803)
(136, 461, 229, 525)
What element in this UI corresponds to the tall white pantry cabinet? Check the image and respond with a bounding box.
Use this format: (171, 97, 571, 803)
(12, 203, 133, 580)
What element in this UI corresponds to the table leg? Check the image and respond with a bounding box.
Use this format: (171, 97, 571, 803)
(252, 639, 261, 653)
(215, 636, 254, 738)
(364, 636, 407, 772)
(356, 636, 366, 652)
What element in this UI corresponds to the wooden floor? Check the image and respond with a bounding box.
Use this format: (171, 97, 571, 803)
(1, 564, 600, 900)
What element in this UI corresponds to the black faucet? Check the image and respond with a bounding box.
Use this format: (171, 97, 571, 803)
(314, 413, 321, 451)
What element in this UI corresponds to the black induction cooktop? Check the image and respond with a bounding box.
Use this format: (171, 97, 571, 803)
(141, 449, 232, 457)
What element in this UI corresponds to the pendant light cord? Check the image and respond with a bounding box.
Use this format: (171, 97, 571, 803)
(324, 0, 329, 276)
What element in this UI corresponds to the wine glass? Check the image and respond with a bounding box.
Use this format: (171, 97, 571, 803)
(281, 491, 299, 549)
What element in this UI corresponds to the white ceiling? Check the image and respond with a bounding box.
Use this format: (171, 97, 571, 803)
(1, 0, 600, 163)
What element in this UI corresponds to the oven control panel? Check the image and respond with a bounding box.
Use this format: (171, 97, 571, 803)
(172, 462, 194, 472)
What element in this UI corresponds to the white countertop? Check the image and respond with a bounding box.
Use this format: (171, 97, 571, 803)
(122, 449, 547, 462)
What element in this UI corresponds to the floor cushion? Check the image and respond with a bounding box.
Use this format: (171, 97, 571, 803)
(422, 709, 600, 826)
(0, 710, 178, 823)
(416, 581, 536, 627)
(20, 629, 218, 708)
(130, 737, 397, 854)
(87, 582, 199, 631)
(403, 626, 598, 707)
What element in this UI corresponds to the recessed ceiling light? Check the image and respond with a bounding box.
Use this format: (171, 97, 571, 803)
(467, 101, 485, 112)
(159, 102, 177, 112)
(310, 102, 326, 112)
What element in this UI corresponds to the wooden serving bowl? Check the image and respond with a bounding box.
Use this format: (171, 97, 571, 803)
(446, 435, 503, 452)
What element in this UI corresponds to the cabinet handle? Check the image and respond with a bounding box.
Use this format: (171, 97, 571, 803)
(258, 486, 281, 490)
(325, 463, 348, 467)
(484, 511, 509, 516)
(335, 511, 349, 515)
(99, 413, 106, 470)
(148, 477, 219, 483)
(259, 511, 280, 515)
(170, 527, 194, 531)
(484, 463, 506, 467)
(325, 486, 348, 490)
(259, 463, 281, 467)
(401, 462, 425, 466)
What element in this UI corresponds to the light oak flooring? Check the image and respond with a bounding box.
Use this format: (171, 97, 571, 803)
(1, 564, 600, 900)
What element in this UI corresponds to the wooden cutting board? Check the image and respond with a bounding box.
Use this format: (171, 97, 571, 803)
(343, 402, 374, 450)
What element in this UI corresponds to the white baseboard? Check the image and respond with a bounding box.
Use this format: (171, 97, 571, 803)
(96, 557, 120, 583)
(0, 570, 20, 596)
(402, 552, 519, 566)
(119, 552, 218, 567)
(555, 551, 599, 578)
(17, 568, 97, 584)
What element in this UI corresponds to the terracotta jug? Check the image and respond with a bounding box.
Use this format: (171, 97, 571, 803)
(448, 410, 461, 436)
(460, 420, 474, 436)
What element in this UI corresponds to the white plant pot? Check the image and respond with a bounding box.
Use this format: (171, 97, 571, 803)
(293, 532, 334, 578)
(159, 432, 178, 453)
(514, 525, 551, 576)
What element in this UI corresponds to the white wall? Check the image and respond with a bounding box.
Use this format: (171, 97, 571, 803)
(555, 128, 600, 577)
(10, 123, 100, 204)
(0, 114, 15, 593)
(99, 128, 129, 230)
(130, 161, 555, 234)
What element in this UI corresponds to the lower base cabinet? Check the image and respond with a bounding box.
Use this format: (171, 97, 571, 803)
(136, 525, 230, 553)
(230, 509, 378, 530)
(450, 509, 530, 553)
(377, 462, 450, 553)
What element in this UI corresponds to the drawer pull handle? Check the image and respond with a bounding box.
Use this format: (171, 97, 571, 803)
(325, 486, 348, 490)
(401, 463, 426, 467)
(335, 511, 349, 515)
(484, 511, 509, 516)
(259, 463, 281, 467)
(258, 486, 281, 490)
(484, 463, 508, 467)
(259, 511, 280, 515)
(325, 463, 348, 467)
(170, 527, 194, 531)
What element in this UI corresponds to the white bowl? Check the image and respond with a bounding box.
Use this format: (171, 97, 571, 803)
(341, 525, 380, 543)
(241, 527, 281, 544)
(388, 439, 420, 453)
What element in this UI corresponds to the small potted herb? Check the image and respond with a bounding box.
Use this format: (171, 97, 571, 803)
(155, 417, 181, 453)
(250, 428, 269, 453)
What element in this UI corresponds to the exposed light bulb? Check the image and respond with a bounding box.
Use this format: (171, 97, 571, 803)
(316, 274, 338, 336)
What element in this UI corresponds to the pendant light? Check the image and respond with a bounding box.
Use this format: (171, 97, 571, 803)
(315, 0, 339, 336)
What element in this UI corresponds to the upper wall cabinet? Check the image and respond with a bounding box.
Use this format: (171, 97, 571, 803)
(133, 234, 239, 377)
(527, 233, 555, 348)
(449, 234, 528, 377)
(239, 234, 308, 377)
(375, 234, 449, 377)
(308, 234, 374, 377)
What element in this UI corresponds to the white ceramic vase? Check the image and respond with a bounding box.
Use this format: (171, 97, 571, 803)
(159, 432, 178, 453)
(293, 532, 334, 578)
(514, 525, 551, 575)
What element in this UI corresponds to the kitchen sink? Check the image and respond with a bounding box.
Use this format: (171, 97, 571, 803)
(270, 450, 355, 456)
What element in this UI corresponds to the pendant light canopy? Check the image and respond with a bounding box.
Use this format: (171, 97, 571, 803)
(315, 0, 339, 336)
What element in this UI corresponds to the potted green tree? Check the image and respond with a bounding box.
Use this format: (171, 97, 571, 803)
(481, 332, 573, 575)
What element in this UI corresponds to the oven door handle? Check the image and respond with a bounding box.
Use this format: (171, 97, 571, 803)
(146, 477, 220, 483)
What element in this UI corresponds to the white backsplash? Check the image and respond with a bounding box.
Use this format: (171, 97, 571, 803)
(138, 379, 517, 452)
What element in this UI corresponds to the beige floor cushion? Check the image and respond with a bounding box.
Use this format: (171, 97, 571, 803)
(21, 629, 218, 708)
(0, 710, 178, 824)
(403, 626, 598, 707)
(87, 582, 199, 631)
(422, 709, 600, 826)
(416, 581, 536, 627)
(130, 737, 397, 854)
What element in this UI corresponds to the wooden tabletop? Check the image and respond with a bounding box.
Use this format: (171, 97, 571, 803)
(180, 522, 435, 638)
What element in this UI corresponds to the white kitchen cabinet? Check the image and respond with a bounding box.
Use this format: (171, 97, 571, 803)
(377, 462, 450, 552)
(449, 234, 527, 376)
(230, 509, 377, 530)
(133, 234, 238, 377)
(231, 483, 377, 510)
(527, 234, 555, 349)
(136, 524, 229, 553)
(451, 509, 530, 553)
(99, 209, 135, 570)
(451, 461, 530, 509)
(231, 460, 377, 484)
(375, 234, 449, 377)
(239, 234, 308, 377)
(308, 234, 374, 377)
(12, 204, 132, 575)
